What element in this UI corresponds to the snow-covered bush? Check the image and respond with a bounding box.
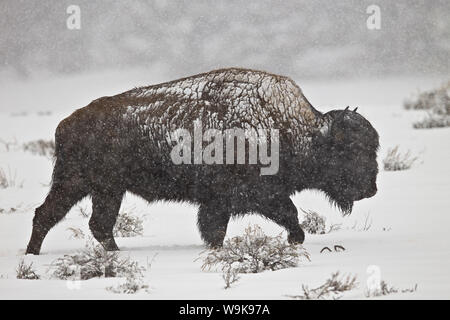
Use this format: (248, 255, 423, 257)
(404, 81, 450, 129)
(300, 209, 327, 234)
(106, 274, 149, 294)
(0, 138, 19, 152)
(0, 205, 24, 214)
(200, 225, 310, 275)
(383, 146, 418, 171)
(37, 111, 52, 116)
(413, 112, 450, 129)
(22, 139, 55, 158)
(288, 272, 357, 300)
(51, 241, 145, 280)
(106, 252, 153, 294)
(16, 259, 40, 280)
(222, 265, 240, 289)
(113, 209, 144, 238)
(0, 170, 7, 189)
(349, 212, 373, 232)
(67, 227, 85, 240)
(404, 82, 449, 110)
(0, 167, 23, 189)
(365, 280, 417, 297)
(300, 209, 341, 234)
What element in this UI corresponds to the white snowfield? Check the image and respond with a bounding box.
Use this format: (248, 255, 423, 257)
(0, 70, 449, 299)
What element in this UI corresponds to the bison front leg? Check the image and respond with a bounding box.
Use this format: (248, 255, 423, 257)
(257, 196, 305, 244)
(197, 203, 231, 248)
(89, 189, 124, 251)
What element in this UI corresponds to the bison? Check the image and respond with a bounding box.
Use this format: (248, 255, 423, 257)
(26, 68, 379, 255)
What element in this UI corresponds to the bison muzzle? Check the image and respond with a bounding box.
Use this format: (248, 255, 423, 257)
(26, 68, 379, 255)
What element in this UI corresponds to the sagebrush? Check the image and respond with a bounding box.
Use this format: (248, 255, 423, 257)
(113, 209, 144, 237)
(383, 146, 418, 171)
(23, 139, 55, 158)
(0, 167, 23, 189)
(413, 112, 450, 129)
(51, 241, 145, 280)
(106, 274, 149, 294)
(67, 227, 85, 240)
(16, 259, 40, 280)
(300, 209, 327, 234)
(404, 81, 450, 129)
(0, 138, 18, 152)
(366, 280, 417, 297)
(222, 265, 240, 289)
(200, 225, 310, 275)
(300, 209, 341, 234)
(288, 272, 358, 300)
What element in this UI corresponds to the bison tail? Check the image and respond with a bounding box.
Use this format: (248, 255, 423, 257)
(49, 122, 66, 188)
(49, 117, 85, 188)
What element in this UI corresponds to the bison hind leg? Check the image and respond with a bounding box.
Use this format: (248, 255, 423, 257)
(89, 189, 125, 251)
(197, 203, 231, 248)
(26, 178, 89, 255)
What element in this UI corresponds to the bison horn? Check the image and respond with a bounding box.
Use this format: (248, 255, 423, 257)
(344, 106, 350, 111)
(353, 107, 358, 112)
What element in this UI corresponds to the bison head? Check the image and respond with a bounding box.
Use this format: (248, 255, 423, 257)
(311, 107, 379, 215)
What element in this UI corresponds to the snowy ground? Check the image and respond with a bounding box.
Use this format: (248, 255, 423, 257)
(0, 70, 449, 299)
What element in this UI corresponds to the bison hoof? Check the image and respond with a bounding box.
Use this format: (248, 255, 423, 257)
(99, 238, 120, 251)
(25, 246, 40, 255)
(207, 243, 224, 250)
(288, 230, 305, 245)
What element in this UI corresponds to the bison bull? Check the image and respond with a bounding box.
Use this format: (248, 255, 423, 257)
(26, 68, 379, 255)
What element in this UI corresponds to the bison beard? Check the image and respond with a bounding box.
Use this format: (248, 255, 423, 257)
(26, 68, 379, 255)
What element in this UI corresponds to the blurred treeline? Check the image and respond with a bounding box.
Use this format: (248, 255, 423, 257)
(1, 0, 449, 80)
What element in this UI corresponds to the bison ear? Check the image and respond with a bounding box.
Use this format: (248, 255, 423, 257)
(325, 110, 349, 143)
(320, 108, 354, 142)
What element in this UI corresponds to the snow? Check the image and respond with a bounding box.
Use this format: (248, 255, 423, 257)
(122, 69, 318, 140)
(0, 71, 449, 299)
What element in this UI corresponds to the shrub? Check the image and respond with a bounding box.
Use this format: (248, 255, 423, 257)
(67, 227, 85, 240)
(0, 205, 24, 214)
(0, 138, 19, 152)
(288, 272, 358, 300)
(113, 209, 144, 237)
(404, 82, 450, 129)
(51, 241, 145, 280)
(37, 111, 52, 116)
(404, 82, 450, 111)
(16, 259, 40, 280)
(222, 265, 240, 289)
(300, 209, 341, 234)
(22, 139, 55, 158)
(349, 212, 373, 232)
(365, 280, 417, 297)
(413, 112, 450, 129)
(106, 254, 155, 294)
(383, 146, 418, 171)
(199, 225, 310, 275)
(0, 167, 23, 189)
(300, 209, 327, 234)
(106, 274, 149, 294)
(107, 275, 149, 294)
